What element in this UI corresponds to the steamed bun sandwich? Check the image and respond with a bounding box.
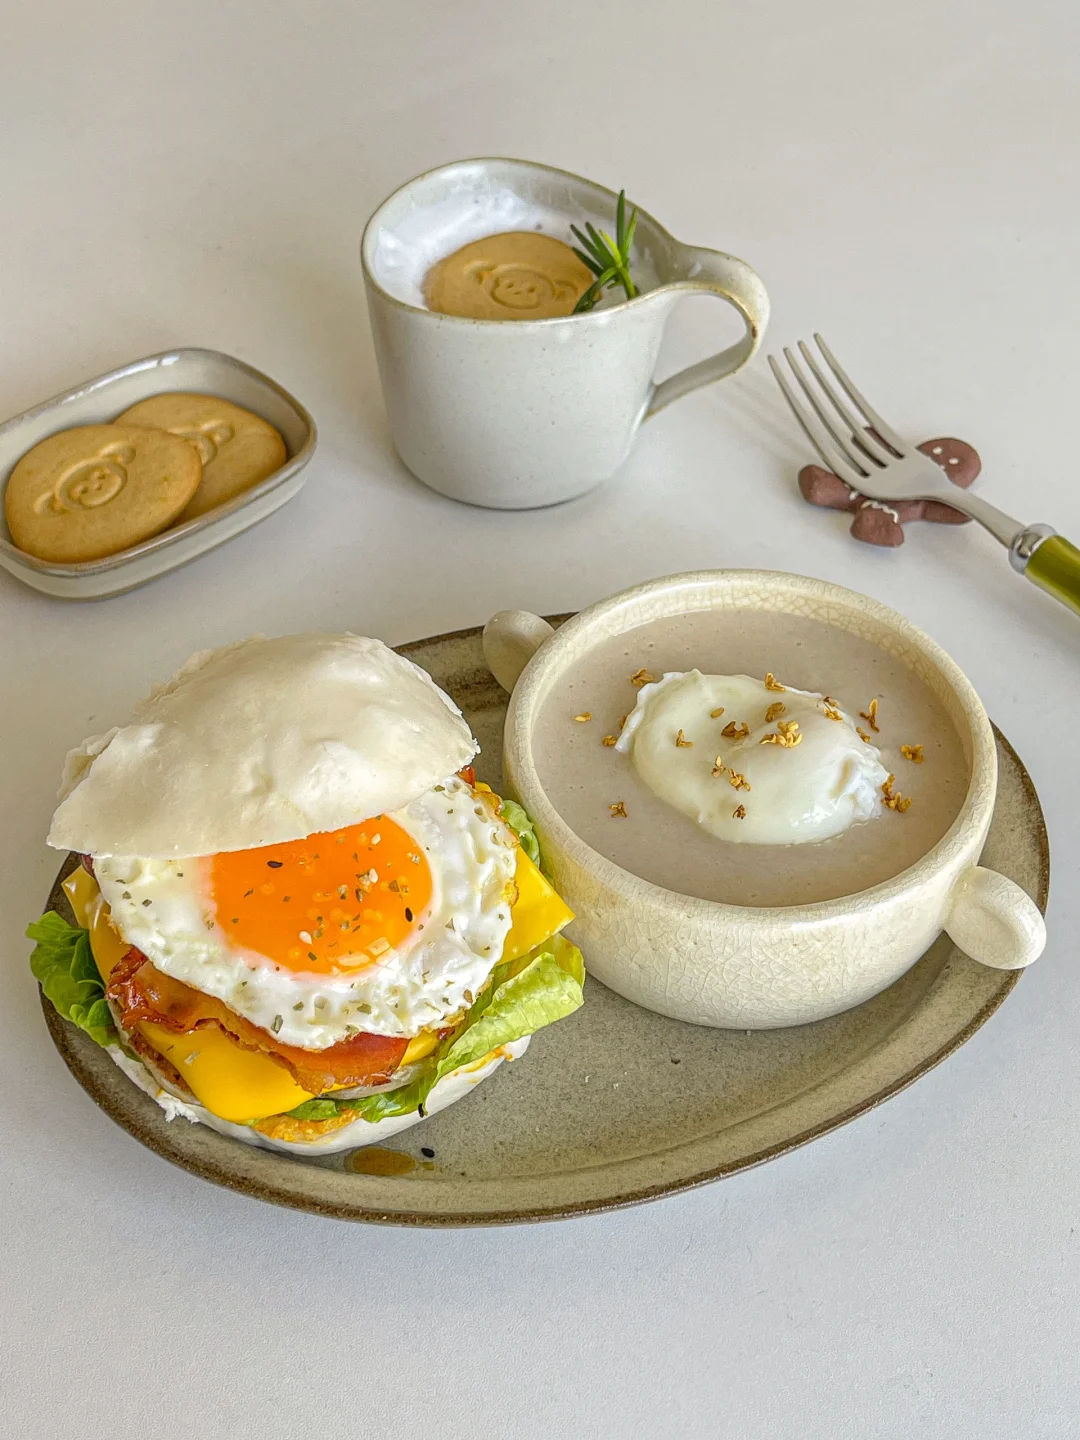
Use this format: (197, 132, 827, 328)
(28, 634, 583, 1155)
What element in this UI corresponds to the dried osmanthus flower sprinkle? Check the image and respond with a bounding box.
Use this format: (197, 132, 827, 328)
(822, 697, 844, 722)
(856, 727, 873, 745)
(764, 673, 786, 692)
(602, 735, 618, 747)
(760, 719, 802, 749)
(732, 804, 747, 820)
(901, 743, 925, 763)
(859, 698, 880, 732)
(574, 712, 592, 723)
(712, 757, 726, 777)
(609, 801, 628, 818)
(881, 775, 912, 813)
(727, 770, 751, 792)
(630, 668, 655, 688)
(721, 720, 750, 740)
(765, 701, 786, 723)
(710, 707, 726, 719)
(675, 729, 693, 747)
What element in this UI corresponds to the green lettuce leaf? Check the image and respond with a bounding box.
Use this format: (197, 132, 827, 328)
(437, 940, 583, 1074)
(286, 1098, 341, 1122)
(27, 910, 115, 1048)
(338, 1069, 430, 1125)
(286, 933, 585, 1124)
(499, 799, 542, 869)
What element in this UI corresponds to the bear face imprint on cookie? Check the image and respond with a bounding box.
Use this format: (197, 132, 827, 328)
(33, 441, 137, 515)
(172, 422, 236, 467)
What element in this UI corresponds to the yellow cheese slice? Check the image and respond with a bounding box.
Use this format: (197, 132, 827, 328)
(138, 1020, 311, 1123)
(61, 843, 572, 1126)
(401, 1028, 440, 1065)
(503, 847, 574, 964)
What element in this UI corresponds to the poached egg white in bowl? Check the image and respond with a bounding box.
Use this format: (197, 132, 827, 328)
(617, 670, 891, 845)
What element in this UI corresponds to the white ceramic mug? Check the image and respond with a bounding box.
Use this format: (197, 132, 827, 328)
(484, 571, 1046, 1029)
(361, 159, 769, 509)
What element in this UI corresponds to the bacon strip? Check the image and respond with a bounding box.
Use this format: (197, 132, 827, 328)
(125, 1024, 189, 1095)
(107, 947, 408, 1093)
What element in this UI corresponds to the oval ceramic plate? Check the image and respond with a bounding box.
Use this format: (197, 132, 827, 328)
(40, 620, 1048, 1225)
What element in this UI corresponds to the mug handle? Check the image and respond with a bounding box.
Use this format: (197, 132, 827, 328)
(943, 865, 1046, 970)
(483, 610, 555, 693)
(645, 247, 770, 418)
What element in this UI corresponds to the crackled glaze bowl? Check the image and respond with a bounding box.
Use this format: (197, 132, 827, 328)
(483, 571, 1046, 1029)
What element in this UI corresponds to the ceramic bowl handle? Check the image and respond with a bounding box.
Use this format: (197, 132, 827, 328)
(645, 247, 770, 418)
(483, 610, 555, 693)
(943, 865, 1046, 970)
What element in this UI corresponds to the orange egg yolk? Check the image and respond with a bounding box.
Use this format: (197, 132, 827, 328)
(210, 817, 433, 975)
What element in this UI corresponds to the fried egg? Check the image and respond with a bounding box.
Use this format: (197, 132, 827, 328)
(94, 774, 517, 1046)
(617, 671, 890, 845)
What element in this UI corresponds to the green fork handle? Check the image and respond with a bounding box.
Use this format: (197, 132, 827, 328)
(1015, 529, 1080, 617)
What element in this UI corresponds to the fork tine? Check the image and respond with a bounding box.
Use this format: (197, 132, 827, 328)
(796, 341, 894, 467)
(768, 356, 868, 489)
(782, 347, 875, 479)
(813, 334, 909, 455)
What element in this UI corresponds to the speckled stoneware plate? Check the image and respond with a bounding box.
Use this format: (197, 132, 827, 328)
(39, 621, 1048, 1225)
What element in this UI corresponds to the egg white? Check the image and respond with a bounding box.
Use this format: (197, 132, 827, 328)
(94, 775, 517, 1047)
(617, 671, 890, 845)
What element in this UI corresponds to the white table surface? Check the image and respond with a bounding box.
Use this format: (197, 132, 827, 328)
(2, 2, 1078, 1435)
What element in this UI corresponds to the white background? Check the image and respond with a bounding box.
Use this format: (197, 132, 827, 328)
(2, 2, 1079, 1435)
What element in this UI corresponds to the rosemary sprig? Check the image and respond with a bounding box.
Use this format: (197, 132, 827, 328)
(571, 189, 640, 313)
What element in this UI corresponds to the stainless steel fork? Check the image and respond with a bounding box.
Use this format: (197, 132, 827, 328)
(769, 335, 1080, 617)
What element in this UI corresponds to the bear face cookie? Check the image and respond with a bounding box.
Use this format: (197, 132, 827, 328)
(116, 393, 286, 520)
(5, 424, 202, 563)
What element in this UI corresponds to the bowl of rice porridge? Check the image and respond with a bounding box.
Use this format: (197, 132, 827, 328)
(483, 571, 1046, 1028)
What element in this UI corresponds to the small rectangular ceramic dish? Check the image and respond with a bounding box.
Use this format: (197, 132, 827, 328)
(0, 348, 317, 599)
